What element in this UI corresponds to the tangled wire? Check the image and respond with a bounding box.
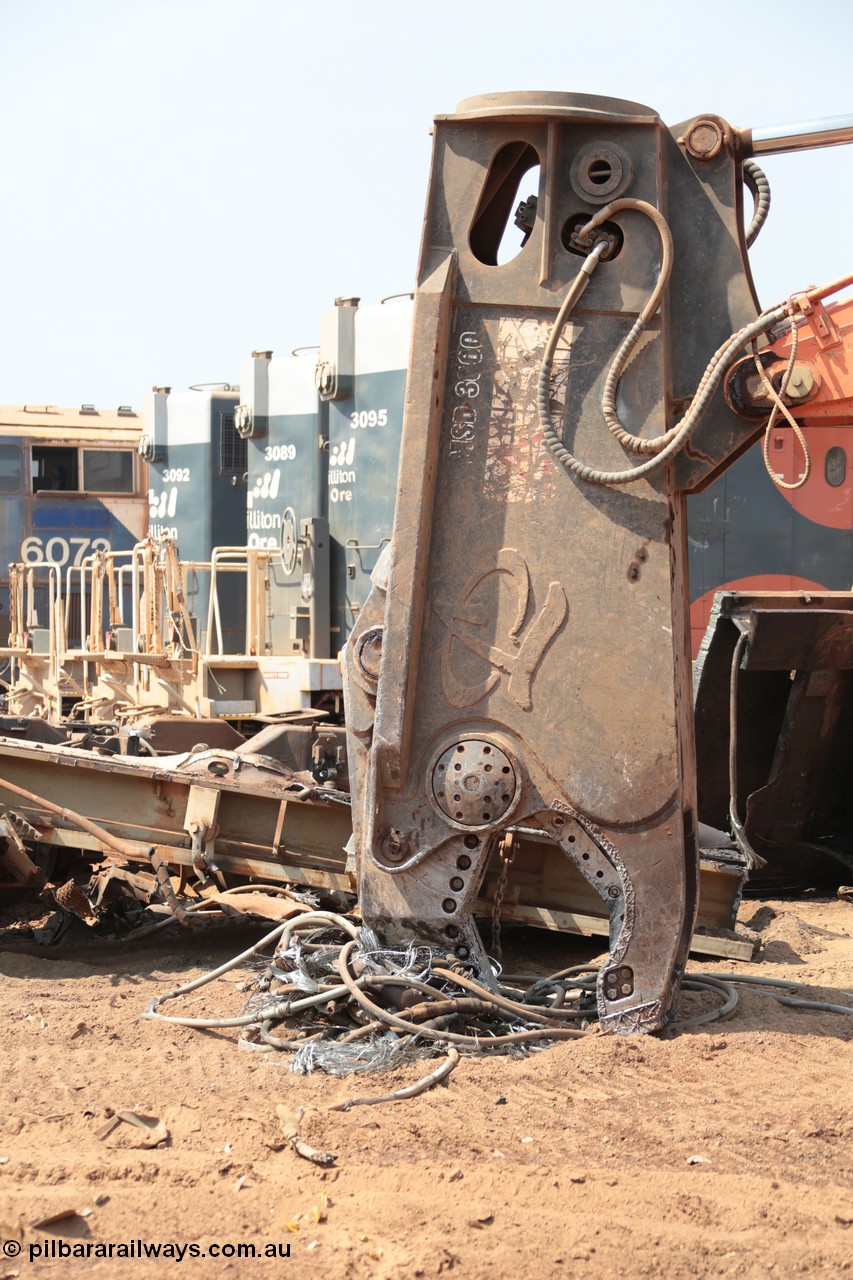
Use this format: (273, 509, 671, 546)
(142, 909, 853, 1107)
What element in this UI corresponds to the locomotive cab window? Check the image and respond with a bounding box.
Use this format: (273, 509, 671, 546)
(0, 444, 22, 493)
(32, 446, 78, 492)
(82, 449, 134, 493)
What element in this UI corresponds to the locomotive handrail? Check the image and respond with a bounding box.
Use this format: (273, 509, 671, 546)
(3, 536, 324, 723)
(345, 536, 391, 553)
(13, 559, 63, 721)
(66, 547, 136, 652)
(205, 545, 281, 658)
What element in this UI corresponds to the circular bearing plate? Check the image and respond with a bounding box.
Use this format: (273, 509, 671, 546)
(354, 626, 383, 682)
(431, 739, 518, 828)
(682, 118, 724, 160)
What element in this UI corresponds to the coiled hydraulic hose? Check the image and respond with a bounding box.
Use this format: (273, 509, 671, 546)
(538, 281, 788, 486)
(584, 199, 677, 457)
(534, 185, 842, 486)
(743, 157, 772, 248)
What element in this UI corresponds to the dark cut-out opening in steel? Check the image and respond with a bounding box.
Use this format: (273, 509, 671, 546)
(469, 140, 541, 266)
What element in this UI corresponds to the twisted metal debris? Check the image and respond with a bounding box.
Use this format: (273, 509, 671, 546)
(141, 908, 848, 1103)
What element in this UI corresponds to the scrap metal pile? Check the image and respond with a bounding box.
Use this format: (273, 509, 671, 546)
(138, 907, 852, 1097)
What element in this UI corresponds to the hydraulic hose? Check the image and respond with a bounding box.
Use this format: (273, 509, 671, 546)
(538, 296, 788, 487)
(537, 196, 795, 485)
(582, 199, 677, 457)
(535, 193, 853, 488)
(728, 631, 765, 871)
(743, 158, 771, 248)
(756, 316, 811, 491)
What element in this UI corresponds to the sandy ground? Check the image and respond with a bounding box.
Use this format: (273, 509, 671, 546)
(0, 896, 851, 1280)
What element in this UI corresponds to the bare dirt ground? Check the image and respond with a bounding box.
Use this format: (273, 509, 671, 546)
(0, 895, 851, 1280)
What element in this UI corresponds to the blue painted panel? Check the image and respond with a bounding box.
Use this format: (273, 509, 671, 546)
(147, 393, 246, 652)
(247, 408, 321, 654)
(32, 504, 113, 530)
(328, 367, 406, 645)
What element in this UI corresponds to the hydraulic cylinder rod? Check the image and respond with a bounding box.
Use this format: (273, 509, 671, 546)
(748, 113, 853, 156)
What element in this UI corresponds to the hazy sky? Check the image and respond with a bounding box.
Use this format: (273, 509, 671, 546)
(1, 0, 851, 409)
